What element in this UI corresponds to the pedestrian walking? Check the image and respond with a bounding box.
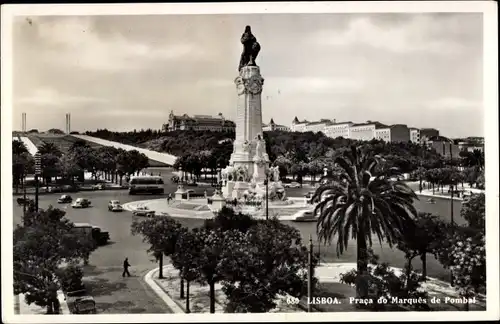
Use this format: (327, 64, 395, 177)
(122, 257, 131, 277)
(167, 193, 172, 204)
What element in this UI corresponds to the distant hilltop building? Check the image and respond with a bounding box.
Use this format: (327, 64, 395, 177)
(163, 111, 235, 132)
(262, 118, 290, 131)
(290, 116, 445, 145)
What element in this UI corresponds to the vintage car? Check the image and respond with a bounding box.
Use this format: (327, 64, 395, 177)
(72, 198, 91, 208)
(108, 200, 123, 212)
(291, 209, 317, 223)
(57, 195, 73, 203)
(16, 197, 34, 206)
(64, 289, 97, 314)
(284, 182, 301, 188)
(132, 206, 155, 218)
(92, 183, 106, 190)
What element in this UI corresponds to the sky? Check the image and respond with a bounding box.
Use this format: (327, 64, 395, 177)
(11, 12, 484, 138)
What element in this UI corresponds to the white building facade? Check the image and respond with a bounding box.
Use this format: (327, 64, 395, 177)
(323, 121, 353, 139)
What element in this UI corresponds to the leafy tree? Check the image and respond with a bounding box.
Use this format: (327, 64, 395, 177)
(41, 153, 61, 187)
(131, 217, 186, 280)
(14, 207, 94, 313)
(220, 219, 316, 313)
(339, 250, 429, 311)
(57, 153, 82, 184)
(460, 193, 485, 233)
(47, 128, 65, 134)
(69, 139, 92, 153)
(449, 235, 485, 310)
(396, 212, 447, 280)
(202, 206, 257, 233)
(180, 227, 240, 313)
(171, 229, 201, 313)
(312, 145, 417, 298)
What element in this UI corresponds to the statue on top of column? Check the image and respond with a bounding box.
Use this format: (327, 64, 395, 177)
(238, 25, 261, 71)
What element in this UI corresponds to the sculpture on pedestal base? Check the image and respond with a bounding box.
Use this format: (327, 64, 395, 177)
(216, 25, 288, 207)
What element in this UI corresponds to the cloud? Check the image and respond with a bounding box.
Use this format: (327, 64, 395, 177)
(310, 15, 466, 54)
(425, 97, 482, 110)
(31, 17, 206, 71)
(265, 77, 364, 94)
(16, 88, 108, 106)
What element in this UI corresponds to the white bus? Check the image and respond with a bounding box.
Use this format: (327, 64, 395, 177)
(129, 175, 164, 195)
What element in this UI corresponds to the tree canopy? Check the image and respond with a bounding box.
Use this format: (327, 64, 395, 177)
(14, 206, 94, 313)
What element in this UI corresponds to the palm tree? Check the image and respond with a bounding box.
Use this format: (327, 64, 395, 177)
(37, 142, 62, 157)
(312, 145, 418, 298)
(69, 139, 91, 153)
(13, 140, 29, 155)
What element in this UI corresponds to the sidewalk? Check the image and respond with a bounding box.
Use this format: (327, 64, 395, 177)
(144, 262, 485, 313)
(15, 291, 70, 315)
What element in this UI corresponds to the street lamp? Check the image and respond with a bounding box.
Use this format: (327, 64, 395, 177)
(34, 152, 41, 212)
(263, 173, 269, 221)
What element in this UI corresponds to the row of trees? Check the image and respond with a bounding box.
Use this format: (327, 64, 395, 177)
(85, 129, 484, 185)
(14, 203, 94, 313)
(132, 207, 316, 313)
(312, 146, 485, 310)
(12, 139, 150, 190)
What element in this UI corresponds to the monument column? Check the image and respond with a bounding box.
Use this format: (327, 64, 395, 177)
(230, 66, 266, 168)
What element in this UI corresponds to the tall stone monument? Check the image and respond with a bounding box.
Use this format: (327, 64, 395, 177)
(220, 26, 284, 200)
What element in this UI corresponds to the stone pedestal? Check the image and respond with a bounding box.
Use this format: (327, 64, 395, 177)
(211, 193, 226, 211)
(231, 181, 250, 200)
(174, 184, 186, 201)
(222, 181, 235, 199)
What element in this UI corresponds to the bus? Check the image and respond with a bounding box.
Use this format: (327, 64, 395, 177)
(129, 175, 164, 195)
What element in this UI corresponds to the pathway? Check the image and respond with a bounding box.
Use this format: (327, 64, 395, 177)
(72, 135, 177, 166)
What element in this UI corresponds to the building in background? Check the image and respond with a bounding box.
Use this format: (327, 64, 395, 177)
(290, 116, 309, 132)
(304, 119, 333, 133)
(426, 135, 461, 158)
(163, 111, 235, 132)
(419, 128, 440, 143)
(262, 118, 290, 132)
(323, 120, 353, 139)
(349, 121, 388, 141)
(410, 128, 421, 143)
(374, 124, 411, 143)
(456, 136, 485, 152)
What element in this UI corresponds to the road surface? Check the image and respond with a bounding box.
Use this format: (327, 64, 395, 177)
(12, 168, 464, 314)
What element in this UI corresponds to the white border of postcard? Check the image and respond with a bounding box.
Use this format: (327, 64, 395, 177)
(2, 1, 498, 323)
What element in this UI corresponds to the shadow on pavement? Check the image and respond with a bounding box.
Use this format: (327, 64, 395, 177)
(96, 300, 147, 314)
(84, 277, 127, 297)
(82, 265, 104, 277)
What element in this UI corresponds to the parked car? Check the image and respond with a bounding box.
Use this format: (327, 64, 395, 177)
(48, 185, 79, 193)
(92, 183, 106, 190)
(57, 195, 73, 203)
(291, 209, 317, 222)
(186, 189, 196, 194)
(46, 186, 62, 193)
(284, 182, 301, 188)
(72, 198, 91, 208)
(186, 180, 198, 187)
(64, 288, 96, 314)
(108, 200, 123, 212)
(132, 206, 155, 217)
(16, 197, 34, 206)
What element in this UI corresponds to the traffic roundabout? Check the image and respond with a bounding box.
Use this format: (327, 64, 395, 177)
(121, 196, 311, 221)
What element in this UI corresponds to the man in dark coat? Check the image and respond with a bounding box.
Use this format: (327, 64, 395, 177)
(122, 257, 131, 277)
